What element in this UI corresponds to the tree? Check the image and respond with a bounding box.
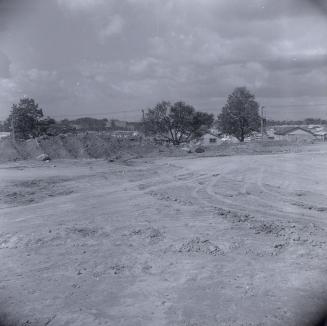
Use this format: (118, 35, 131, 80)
(37, 117, 56, 135)
(143, 101, 214, 145)
(218, 87, 261, 142)
(6, 98, 44, 140)
(0, 121, 9, 132)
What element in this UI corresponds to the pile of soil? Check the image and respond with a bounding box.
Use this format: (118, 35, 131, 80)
(178, 237, 224, 256)
(0, 134, 315, 162)
(0, 133, 171, 162)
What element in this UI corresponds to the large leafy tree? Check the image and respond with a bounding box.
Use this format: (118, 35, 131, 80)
(6, 98, 44, 140)
(143, 101, 214, 145)
(218, 87, 261, 142)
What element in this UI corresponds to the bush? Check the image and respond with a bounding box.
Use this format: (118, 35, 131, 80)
(195, 147, 205, 153)
(46, 124, 77, 136)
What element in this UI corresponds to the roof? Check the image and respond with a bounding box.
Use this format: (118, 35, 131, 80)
(202, 132, 220, 138)
(313, 130, 327, 136)
(203, 129, 223, 137)
(111, 130, 139, 137)
(274, 126, 315, 136)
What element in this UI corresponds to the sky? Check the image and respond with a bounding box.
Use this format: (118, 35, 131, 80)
(0, 0, 326, 121)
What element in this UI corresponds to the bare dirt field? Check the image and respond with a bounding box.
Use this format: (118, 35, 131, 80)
(1, 144, 327, 325)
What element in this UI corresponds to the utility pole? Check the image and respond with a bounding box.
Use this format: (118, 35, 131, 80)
(11, 114, 16, 143)
(261, 106, 265, 141)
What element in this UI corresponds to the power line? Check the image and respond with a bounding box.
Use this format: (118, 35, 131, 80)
(1, 103, 326, 120)
(0, 110, 143, 121)
(48, 109, 142, 118)
(266, 103, 327, 108)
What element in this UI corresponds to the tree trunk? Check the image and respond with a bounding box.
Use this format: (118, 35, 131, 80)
(240, 128, 245, 142)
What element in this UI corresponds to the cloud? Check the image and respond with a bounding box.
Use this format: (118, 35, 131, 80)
(306, 0, 327, 14)
(98, 14, 124, 40)
(129, 57, 159, 75)
(263, 54, 327, 72)
(0, 0, 326, 120)
(57, 0, 105, 11)
(0, 51, 10, 78)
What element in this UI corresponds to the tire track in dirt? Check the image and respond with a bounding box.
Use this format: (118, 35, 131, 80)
(191, 166, 327, 227)
(189, 168, 327, 259)
(131, 157, 327, 230)
(257, 167, 327, 215)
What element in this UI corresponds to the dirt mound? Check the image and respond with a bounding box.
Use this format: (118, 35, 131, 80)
(148, 190, 194, 206)
(0, 133, 166, 162)
(179, 237, 224, 256)
(0, 138, 22, 161)
(250, 222, 286, 236)
(0, 134, 315, 163)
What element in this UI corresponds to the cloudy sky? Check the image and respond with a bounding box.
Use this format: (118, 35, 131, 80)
(0, 0, 326, 121)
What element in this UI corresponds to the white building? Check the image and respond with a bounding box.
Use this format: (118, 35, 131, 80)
(0, 132, 10, 139)
(274, 126, 316, 142)
(201, 133, 221, 145)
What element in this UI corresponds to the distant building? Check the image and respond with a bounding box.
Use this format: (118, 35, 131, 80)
(244, 131, 269, 142)
(201, 133, 221, 145)
(199, 133, 239, 144)
(312, 129, 327, 141)
(220, 135, 239, 143)
(110, 119, 127, 129)
(109, 120, 140, 131)
(274, 126, 316, 142)
(111, 130, 140, 140)
(266, 128, 276, 139)
(0, 132, 10, 139)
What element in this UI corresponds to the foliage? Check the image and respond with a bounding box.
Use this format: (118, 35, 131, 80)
(0, 121, 10, 132)
(37, 117, 56, 135)
(218, 87, 261, 142)
(45, 123, 77, 136)
(143, 101, 214, 145)
(6, 98, 44, 140)
(267, 118, 327, 126)
(62, 117, 108, 131)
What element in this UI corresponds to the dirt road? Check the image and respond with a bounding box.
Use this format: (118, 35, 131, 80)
(1, 148, 327, 325)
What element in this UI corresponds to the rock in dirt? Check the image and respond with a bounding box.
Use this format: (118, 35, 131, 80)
(129, 226, 164, 244)
(179, 237, 224, 256)
(36, 153, 51, 161)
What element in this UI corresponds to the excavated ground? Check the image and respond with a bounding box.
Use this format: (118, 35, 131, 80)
(1, 145, 327, 325)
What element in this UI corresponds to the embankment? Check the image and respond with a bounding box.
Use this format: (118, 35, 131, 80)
(0, 133, 163, 162)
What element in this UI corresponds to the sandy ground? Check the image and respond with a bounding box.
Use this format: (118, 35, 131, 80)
(1, 145, 327, 325)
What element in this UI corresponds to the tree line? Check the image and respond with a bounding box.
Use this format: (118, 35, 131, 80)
(0, 100, 140, 138)
(143, 87, 262, 143)
(0, 87, 264, 143)
(3, 86, 324, 143)
(266, 118, 327, 126)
